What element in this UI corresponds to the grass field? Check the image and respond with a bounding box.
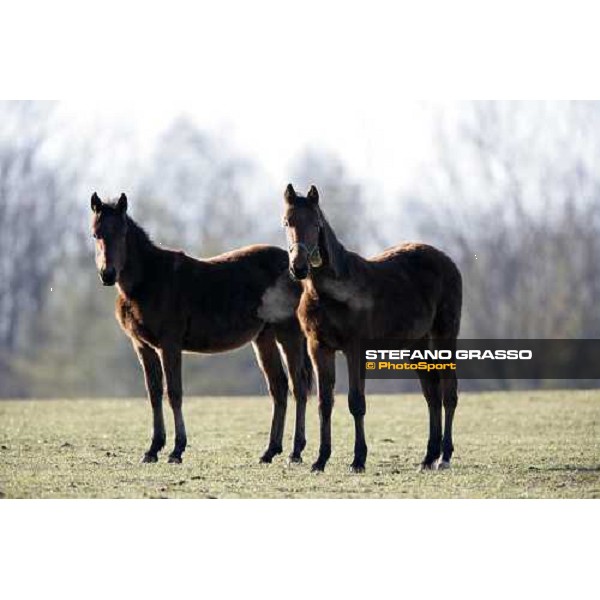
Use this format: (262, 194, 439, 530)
(0, 390, 598, 498)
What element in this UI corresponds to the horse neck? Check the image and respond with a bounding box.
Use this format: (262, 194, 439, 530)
(118, 219, 156, 297)
(314, 211, 350, 282)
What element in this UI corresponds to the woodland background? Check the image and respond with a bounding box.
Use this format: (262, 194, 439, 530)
(1, 101, 599, 397)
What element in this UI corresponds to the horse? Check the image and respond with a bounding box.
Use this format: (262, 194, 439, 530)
(90, 192, 312, 464)
(281, 184, 462, 472)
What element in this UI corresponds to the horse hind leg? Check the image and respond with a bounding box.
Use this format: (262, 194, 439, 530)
(253, 327, 288, 464)
(417, 369, 443, 470)
(439, 373, 458, 469)
(274, 320, 311, 464)
(431, 316, 460, 470)
(160, 345, 187, 464)
(431, 272, 461, 468)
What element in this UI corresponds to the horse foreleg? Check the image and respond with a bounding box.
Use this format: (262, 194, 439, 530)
(345, 349, 368, 473)
(160, 345, 187, 464)
(310, 343, 336, 472)
(134, 343, 166, 463)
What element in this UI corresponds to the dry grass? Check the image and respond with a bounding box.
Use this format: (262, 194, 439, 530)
(0, 390, 598, 498)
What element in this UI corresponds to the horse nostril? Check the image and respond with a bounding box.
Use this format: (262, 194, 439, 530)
(291, 266, 308, 280)
(100, 268, 116, 286)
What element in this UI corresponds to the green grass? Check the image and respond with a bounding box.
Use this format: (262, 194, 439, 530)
(0, 390, 598, 498)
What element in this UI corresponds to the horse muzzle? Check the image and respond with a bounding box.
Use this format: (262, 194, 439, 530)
(99, 268, 117, 286)
(289, 265, 309, 281)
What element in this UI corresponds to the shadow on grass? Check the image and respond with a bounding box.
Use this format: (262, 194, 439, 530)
(528, 465, 600, 473)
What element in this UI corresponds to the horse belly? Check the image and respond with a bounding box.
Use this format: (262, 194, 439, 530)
(182, 318, 262, 353)
(385, 291, 439, 339)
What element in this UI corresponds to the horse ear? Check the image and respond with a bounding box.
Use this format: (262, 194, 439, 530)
(284, 183, 297, 203)
(116, 193, 128, 215)
(91, 192, 102, 213)
(307, 185, 319, 205)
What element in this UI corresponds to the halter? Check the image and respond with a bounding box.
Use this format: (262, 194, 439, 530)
(288, 241, 323, 268)
(285, 218, 324, 268)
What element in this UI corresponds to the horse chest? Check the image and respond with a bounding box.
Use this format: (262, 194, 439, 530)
(300, 287, 359, 349)
(116, 297, 162, 347)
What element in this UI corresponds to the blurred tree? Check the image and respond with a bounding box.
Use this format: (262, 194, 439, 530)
(137, 116, 256, 256)
(411, 101, 600, 342)
(0, 108, 270, 398)
(0, 102, 73, 396)
(132, 117, 266, 395)
(5, 102, 600, 398)
(291, 148, 380, 254)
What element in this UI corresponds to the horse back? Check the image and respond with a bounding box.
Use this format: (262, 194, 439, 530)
(299, 242, 462, 346)
(116, 244, 297, 352)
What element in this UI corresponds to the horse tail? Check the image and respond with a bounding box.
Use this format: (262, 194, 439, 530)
(433, 255, 463, 341)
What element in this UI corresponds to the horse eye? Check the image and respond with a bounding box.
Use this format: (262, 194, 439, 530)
(282, 218, 289, 227)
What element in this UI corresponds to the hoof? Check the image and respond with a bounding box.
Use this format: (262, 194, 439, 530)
(437, 460, 451, 470)
(349, 463, 365, 474)
(259, 446, 282, 464)
(168, 455, 183, 464)
(288, 454, 303, 464)
(311, 461, 326, 473)
(419, 459, 440, 472)
(142, 453, 158, 463)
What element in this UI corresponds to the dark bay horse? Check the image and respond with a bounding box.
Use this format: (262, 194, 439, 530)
(90, 192, 312, 464)
(282, 184, 462, 472)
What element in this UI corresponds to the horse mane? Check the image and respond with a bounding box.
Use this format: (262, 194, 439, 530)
(100, 200, 155, 250)
(316, 207, 349, 278)
(125, 215, 154, 250)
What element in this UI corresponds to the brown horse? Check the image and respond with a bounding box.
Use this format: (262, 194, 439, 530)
(90, 192, 312, 464)
(282, 184, 462, 472)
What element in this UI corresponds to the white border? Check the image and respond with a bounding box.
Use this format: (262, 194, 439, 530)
(1, 2, 598, 599)
(1, 500, 597, 600)
(1, 1, 600, 99)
